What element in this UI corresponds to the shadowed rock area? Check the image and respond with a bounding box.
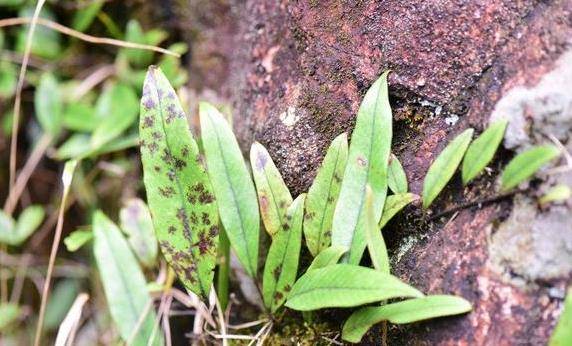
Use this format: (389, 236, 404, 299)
(182, 0, 572, 343)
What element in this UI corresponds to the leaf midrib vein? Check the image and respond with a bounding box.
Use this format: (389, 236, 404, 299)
(207, 113, 255, 274)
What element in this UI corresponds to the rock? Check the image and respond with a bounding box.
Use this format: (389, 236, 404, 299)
(181, 0, 572, 343)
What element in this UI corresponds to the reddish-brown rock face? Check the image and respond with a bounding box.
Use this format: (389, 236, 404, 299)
(184, 0, 572, 343)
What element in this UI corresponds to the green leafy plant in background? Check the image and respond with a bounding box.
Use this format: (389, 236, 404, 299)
(93, 211, 163, 345)
(0, 2, 191, 343)
(0, 205, 44, 246)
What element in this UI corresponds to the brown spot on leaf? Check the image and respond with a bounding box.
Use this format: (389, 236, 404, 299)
(199, 191, 215, 204)
(274, 291, 284, 302)
(259, 195, 269, 212)
(273, 265, 282, 280)
(142, 116, 154, 128)
(201, 212, 211, 225)
(357, 156, 368, 167)
(147, 142, 159, 154)
(173, 157, 187, 170)
(209, 225, 219, 237)
(333, 174, 342, 183)
(181, 145, 190, 157)
(158, 186, 175, 198)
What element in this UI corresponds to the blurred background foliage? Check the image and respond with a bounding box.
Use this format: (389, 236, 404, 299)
(0, 0, 205, 344)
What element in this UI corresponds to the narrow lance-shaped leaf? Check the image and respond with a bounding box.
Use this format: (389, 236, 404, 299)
(462, 120, 508, 185)
(35, 72, 63, 137)
(304, 133, 348, 256)
(365, 186, 389, 274)
(0, 212, 15, 245)
(387, 153, 408, 194)
(91, 83, 139, 149)
(285, 264, 423, 311)
(0, 205, 44, 246)
(119, 198, 158, 268)
(250, 142, 293, 237)
(13, 205, 45, 245)
(139, 66, 219, 300)
(501, 145, 560, 191)
(342, 295, 472, 343)
(378, 193, 418, 229)
(332, 72, 392, 264)
(263, 194, 305, 312)
(92, 211, 162, 345)
(422, 129, 474, 209)
(550, 288, 572, 346)
(200, 102, 259, 277)
(306, 245, 348, 272)
(539, 184, 571, 206)
(63, 229, 93, 252)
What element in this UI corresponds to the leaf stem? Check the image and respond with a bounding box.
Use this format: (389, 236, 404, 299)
(429, 189, 522, 221)
(33, 160, 77, 346)
(217, 226, 230, 311)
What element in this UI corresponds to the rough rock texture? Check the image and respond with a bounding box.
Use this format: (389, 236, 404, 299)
(183, 0, 572, 344)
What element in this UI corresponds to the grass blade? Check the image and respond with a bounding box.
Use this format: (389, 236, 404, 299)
(365, 186, 389, 274)
(462, 120, 508, 185)
(342, 295, 472, 343)
(332, 72, 392, 264)
(422, 129, 474, 208)
(139, 66, 218, 300)
(306, 245, 348, 272)
(501, 145, 560, 191)
(250, 142, 293, 237)
(304, 133, 348, 256)
(387, 153, 408, 193)
(200, 102, 259, 277)
(378, 193, 418, 229)
(285, 264, 423, 311)
(93, 211, 162, 345)
(263, 194, 305, 312)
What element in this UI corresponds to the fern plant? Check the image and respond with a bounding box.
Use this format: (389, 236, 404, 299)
(135, 66, 563, 343)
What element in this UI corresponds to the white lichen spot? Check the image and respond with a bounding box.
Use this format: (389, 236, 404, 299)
(445, 114, 459, 126)
(279, 106, 299, 127)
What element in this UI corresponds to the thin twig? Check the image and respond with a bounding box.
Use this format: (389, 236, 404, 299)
(34, 160, 77, 346)
(162, 296, 173, 346)
(212, 287, 228, 346)
(8, 0, 46, 193)
(54, 293, 89, 346)
(70, 64, 115, 101)
(3, 0, 47, 305)
(0, 17, 180, 57)
(4, 133, 52, 214)
(227, 319, 269, 330)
